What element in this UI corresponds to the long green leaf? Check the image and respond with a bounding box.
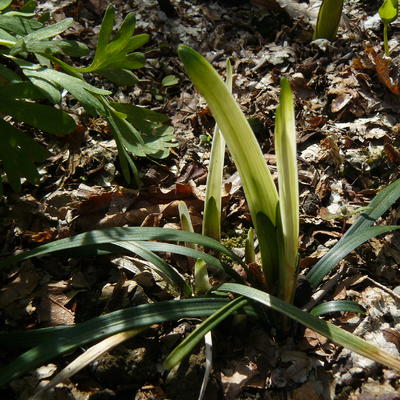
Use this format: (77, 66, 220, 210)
(343, 179, 400, 239)
(0, 227, 242, 269)
(313, 0, 344, 40)
(307, 225, 400, 289)
(31, 327, 147, 400)
(0, 298, 230, 386)
(219, 283, 400, 371)
(123, 241, 225, 272)
(111, 241, 192, 296)
(307, 180, 400, 287)
(274, 78, 299, 303)
(203, 59, 232, 240)
(178, 45, 279, 278)
(310, 300, 365, 317)
(163, 297, 247, 370)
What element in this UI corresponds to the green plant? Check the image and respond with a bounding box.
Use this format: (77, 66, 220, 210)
(379, 0, 398, 56)
(0, 2, 176, 193)
(2, 46, 400, 393)
(313, 0, 344, 41)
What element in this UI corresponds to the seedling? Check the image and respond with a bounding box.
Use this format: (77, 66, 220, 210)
(379, 0, 399, 56)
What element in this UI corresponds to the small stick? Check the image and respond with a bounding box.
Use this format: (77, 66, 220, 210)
(366, 276, 400, 302)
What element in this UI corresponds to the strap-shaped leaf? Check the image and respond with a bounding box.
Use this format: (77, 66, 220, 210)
(218, 283, 400, 371)
(164, 297, 248, 369)
(343, 179, 400, 239)
(275, 78, 299, 303)
(0, 227, 242, 269)
(0, 298, 230, 386)
(178, 45, 279, 280)
(306, 179, 400, 288)
(111, 241, 192, 296)
(203, 59, 231, 241)
(310, 300, 365, 317)
(313, 0, 344, 40)
(307, 225, 400, 288)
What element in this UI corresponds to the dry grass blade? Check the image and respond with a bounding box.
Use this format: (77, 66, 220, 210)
(32, 327, 146, 400)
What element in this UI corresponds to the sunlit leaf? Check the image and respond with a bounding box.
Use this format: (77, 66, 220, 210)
(274, 78, 299, 303)
(313, 0, 344, 40)
(219, 283, 400, 371)
(178, 45, 279, 283)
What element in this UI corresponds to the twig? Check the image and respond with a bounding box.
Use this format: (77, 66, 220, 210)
(366, 276, 400, 302)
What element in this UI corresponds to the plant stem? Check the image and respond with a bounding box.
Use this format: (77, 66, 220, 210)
(384, 22, 390, 56)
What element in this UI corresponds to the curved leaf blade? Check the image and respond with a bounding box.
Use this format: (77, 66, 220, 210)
(203, 59, 232, 240)
(178, 45, 278, 243)
(219, 283, 400, 371)
(0, 298, 230, 386)
(306, 225, 400, 289)
(111, 241, 192, 296)
(163, 297, 248, 370)
(0, 227, 242, 269)
(343, 179, 400, 239)
(310, 300, 365, 317)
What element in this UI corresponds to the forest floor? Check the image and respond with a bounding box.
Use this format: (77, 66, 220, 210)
(2, 0, 400, 399)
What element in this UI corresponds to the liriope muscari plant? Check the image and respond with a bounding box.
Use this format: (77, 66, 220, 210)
(1, 46, 400, 397)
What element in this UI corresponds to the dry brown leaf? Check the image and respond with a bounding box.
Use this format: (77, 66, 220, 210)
(292, 382, 322, 400)
(303, 328, 329, 347)
(0, 264, 39, 308)
(38, 283, 75, 326)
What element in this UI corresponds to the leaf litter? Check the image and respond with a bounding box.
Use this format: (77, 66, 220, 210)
(2, 0, 400, 399)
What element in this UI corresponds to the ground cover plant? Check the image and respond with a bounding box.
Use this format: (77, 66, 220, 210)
(2, 44, 400, 398)
(2, 0, 400, 398)
(0, 1, 176, 192)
